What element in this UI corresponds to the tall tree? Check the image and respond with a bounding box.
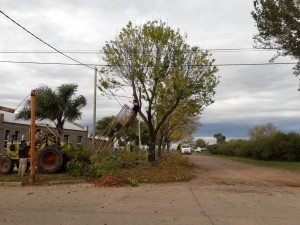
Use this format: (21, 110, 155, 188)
(16, 84, 87, 143)
(158, 114, 200, 155)
(100, 20, 219, 162)
(252, 0, 300, 78)
(157, 100, 201, 154)
(213, 133, 226, 144)
(248, 123, 278, 140)
(195, 138, 208, 148)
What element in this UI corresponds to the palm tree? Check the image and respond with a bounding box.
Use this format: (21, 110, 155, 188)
(16, 83, 87, 143)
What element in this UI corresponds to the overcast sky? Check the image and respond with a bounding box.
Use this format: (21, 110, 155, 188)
(1, 0, 299, 144)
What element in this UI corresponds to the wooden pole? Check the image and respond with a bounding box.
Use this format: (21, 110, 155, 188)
(29, 90, 36, 185)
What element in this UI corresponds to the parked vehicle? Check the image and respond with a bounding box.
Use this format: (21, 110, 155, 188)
(195, 147, 207, 153)
(180, 143, 191, 155)
(195, 147, 202, 153)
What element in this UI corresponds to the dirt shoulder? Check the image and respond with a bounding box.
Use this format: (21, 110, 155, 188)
(188, 154, 300, 187)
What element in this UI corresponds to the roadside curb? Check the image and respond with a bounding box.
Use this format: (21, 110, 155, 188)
(49, 179, 88, 185)
(0, 181, 24, 187)
(0, 180, 88, 187)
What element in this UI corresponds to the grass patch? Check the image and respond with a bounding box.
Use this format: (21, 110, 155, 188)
(210, 153, 300, 172)
(0, 170, 84, 185)
(1, 152, 196, 185)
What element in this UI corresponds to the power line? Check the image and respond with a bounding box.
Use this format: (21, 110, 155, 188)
(0, 11, 126, 109)
(15, 93, 30, 111)
(0, 60, 87, 66)
(0, 11, 94, 70)
(0, 48, 279, 54)
(0, 50, 101, 54)
(0, 60, 297, 67)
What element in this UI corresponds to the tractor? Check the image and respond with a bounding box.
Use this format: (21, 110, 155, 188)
(0, 103, 138, 174)
(0, 123, 68, 174)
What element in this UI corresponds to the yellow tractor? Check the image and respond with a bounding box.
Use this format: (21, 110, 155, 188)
(0, 123, 67, 174)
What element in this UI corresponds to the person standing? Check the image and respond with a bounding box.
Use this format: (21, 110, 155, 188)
(35, 128, 43, 145)
(18, 140, 29, 177)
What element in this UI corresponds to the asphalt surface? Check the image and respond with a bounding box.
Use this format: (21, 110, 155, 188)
(1, 154, 300, 225)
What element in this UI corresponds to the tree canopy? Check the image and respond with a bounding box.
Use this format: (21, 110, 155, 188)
(252, 0, 300, 78)
(195, 138, 208, 148)
(16, 83, 87, 141)
(248, 123, 278, 140)
(213, 133, 226, 144)
(100, 20, 219, 161)
(157, 101, 201, 154)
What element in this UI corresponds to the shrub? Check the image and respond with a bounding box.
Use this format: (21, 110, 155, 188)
(277, 132, 300, 161)
(61, 144, 90, 176)
(117, 150, 148, 168)
(61, 144, 90, 161)
(66, 161, 86, 176)
(87, 156, 121, 178)
(209, 132, 300, 162)
(160, 152, 190, 167)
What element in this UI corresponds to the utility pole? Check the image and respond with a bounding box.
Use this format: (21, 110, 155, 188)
(92, 67, 97, 149)
(138, 114, 141, 149)
(29, 90, 36, 185)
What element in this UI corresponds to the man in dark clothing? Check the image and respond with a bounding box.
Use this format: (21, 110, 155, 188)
(18, 140, 29, 177)
(132, 99, 139, 112)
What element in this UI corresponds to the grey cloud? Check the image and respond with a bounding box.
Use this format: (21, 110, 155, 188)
(1, 0, 299, 138)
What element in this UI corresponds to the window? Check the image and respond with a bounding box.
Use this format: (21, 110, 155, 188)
(63, 135, 69, 143)
(5, 130, 10, 140)
(4, 130, 10, 148)
(76, 136, 82, 147)
(14, 131, 20, 141)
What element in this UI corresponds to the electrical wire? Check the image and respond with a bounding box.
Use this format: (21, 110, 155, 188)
(0, 11, 94, 70)
(14, 93, 30, 111)
(0, 60, 296, 67)
(0, 48, 279, 54)
(108, 89, 123, 106)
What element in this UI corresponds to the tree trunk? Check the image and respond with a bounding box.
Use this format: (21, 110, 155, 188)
(148, 134, 156, 162)
(157, 134, 164, 158)
(166, 142, 171, 152)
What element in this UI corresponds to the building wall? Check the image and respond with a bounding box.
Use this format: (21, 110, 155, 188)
(0, 114, 3, 153)
(0, 122, 31, 154)
(0, 117, 88, 154)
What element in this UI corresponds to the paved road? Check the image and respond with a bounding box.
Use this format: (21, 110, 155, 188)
(1, 154, 300, 225)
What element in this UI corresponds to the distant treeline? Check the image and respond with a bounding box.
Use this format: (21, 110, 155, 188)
(208, 132, 300, 161)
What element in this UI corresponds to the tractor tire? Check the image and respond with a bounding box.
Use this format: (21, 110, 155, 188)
(0, 157, 14, 174)
(37, 146, 63, 173)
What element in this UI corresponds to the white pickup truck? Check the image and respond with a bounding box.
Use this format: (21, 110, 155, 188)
(181, 143, 191, 155)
